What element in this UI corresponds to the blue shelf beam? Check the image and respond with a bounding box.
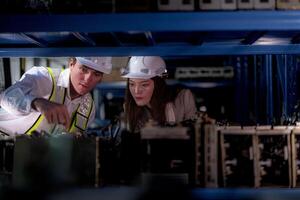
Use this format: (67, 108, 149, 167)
(2, 11, 300, 32)
(4, 44, 300, 56)
(1, 11, 300, 56)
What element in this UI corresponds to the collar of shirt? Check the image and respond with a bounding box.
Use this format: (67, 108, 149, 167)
(57, 68, 71, 98)
(56, 68, 82, 103)
(57, 68, 70, 89)
(57, 68, 70, 88)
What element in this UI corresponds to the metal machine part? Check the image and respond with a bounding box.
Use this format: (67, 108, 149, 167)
(139, 121, 195, 186)
(0, 136, 14, 187)
(220, 127, 255, 187)
(256, 126, 292, 187)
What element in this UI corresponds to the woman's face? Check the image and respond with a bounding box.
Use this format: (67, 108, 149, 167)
(129, 78, 154, 107)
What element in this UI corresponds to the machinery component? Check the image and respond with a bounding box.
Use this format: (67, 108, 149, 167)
(139, 122, 195, 186)
(220, 127, 255, 187)
(256, 126, 292, 187)
(119, 130, 142, 184)
(291, 127, 300, 187)
(0, 136, 14, 186)
(203, 124, 218, 187)
(175, 66, 234, 79)
(4, 123, 300, 189)
(11, 133, 121, 189)
(12, 134, 99, 189)
(194, 120, 202, 186)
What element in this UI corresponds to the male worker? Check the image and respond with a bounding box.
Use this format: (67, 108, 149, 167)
(0, 57, 112, 135)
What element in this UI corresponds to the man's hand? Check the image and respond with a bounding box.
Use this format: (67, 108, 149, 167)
(32, 98, 70, 129)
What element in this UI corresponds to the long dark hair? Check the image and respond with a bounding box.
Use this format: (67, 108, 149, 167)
(124, 76, 177, 132)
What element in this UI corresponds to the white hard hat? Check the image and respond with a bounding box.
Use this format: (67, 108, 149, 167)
(121, 56, 167, 79)
(75, 57, 112, 74)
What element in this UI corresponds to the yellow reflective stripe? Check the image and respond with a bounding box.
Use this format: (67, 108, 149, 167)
(62, 88, 67, 104)
(25, 67, 56, 135)
(68, 105, 80, 133)
(68, 119, 77, 133)
(68, 98, 93, 133)
(46, 68, 57, 102)
(49, 88, 67, 134)
(84, 101, 94, 128)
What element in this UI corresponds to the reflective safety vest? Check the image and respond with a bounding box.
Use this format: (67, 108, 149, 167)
(26, 67, 93, 135)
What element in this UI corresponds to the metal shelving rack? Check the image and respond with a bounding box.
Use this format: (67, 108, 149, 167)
(1, 11, 300, 56)
(1, 10, 300, 125)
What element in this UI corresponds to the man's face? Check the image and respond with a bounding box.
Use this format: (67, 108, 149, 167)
(69, 61, 103, 97)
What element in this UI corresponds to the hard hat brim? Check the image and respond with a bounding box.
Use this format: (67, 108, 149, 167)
(121, 72, 155, 79)
(76, 57, 112, 74)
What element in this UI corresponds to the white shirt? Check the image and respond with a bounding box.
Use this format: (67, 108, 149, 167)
(0, 67, 95, 135)
(165, 89, 197, 123)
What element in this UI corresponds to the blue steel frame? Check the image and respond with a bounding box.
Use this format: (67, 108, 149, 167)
(3, 45, 300, 57)
(276, 55, 288, 122)
(265, 55, 273, 124)
(2, 11, 300, 33)
(1, 11, 300, 125)
(1, 11, 300, 56)
(234, 56, 249, 125)
(234, 54, 300, 125)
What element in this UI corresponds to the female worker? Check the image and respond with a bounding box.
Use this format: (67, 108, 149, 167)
(121, 56, 197, 133)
